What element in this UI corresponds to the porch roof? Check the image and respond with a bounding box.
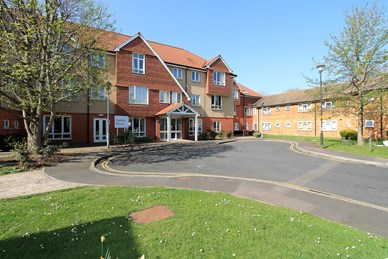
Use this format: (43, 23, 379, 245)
(155, 103, 199, 117)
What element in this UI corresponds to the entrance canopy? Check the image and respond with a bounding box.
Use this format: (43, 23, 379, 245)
(155, 103, 200, 117)
(156, 103, 200, 141)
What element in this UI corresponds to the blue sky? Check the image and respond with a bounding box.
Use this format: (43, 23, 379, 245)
(101, 0, 385, 95)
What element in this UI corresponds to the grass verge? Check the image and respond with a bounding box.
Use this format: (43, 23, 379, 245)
(0, 186, 387, 258)
(264, 135, 388, 158)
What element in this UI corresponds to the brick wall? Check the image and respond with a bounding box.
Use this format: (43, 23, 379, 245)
(202, 117, 233, 134)
(0, 108, 24, 136)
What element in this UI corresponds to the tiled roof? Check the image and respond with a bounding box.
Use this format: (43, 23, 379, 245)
(254, 88, 316, 107)
(100, 30, 208, 69)
(236, 83, 262, 97)
(149, 41, 206, 69)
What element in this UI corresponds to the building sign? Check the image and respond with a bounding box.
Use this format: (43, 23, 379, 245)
(114, 116, 129, 128)
(365, 120, 374, 128)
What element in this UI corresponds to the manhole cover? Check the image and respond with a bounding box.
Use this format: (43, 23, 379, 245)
(129, 205, 174, 224)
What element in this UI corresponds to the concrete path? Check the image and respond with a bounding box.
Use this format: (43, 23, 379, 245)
(41, 139, 388, 238)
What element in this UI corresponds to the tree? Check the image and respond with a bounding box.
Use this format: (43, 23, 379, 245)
(0, 0, 114, 153)
(322, 4, 388, 145)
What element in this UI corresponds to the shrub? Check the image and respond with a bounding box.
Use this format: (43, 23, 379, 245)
(199, 132, 208, 140)
(39, 144, 61, 160)
(339, 130, 357, 140)
(226, 130, 233, 139)
(11, 141, 30, 168)
(218, 130, 225, 139)
(114, 131, 135, 146)
(206, 129, 217, 140)
(253, 131, 262, 138)
(0, 134, 25, 152)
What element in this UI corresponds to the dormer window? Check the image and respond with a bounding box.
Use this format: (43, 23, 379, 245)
(132, 53, 145, 74)
(213, 71, 225, 86)
(322, 101, 335, 110)
(298, 103, 311, 112)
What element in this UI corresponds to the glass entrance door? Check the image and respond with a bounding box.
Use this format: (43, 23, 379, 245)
(160, 118, 182, 141)
(94, 118, 107, 142)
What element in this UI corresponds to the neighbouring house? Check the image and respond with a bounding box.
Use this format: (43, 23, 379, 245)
(254, 86, 388, 139)
(233, 82, 262, 135)
(1, 31, 242, 144)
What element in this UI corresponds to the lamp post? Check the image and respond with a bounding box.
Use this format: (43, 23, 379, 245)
(260, 102, 264, 139)
(316, 64, 325, 148)
(106, 82, 111, 148)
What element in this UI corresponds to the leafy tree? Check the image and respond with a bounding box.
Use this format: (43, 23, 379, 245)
(322, 4, 388, 145)
(0, 0, 114, 153)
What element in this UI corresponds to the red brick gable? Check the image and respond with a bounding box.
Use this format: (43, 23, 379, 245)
(209, 58, 230, 73)
(115, 37, 181, 93)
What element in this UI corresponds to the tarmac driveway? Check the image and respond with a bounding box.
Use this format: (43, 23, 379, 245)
(106, 140, 388, 209)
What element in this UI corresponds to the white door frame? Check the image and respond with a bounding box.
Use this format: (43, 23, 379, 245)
(93, 118, 107, 143)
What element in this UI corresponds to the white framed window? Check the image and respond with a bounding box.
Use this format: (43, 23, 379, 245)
(159, 91, 171, 104)
(262, 122, 271, 131)
(285, 105, 290, 111)
(233, 90, 239, 99)
(132, 53, 145, 74)
(253, 108, 258, 115)
(298, 103, 311, 112)
(322, 120, 338, 131)
(189, 118, 203, 136)
(211, 95, 223, 110)
(275, 122, 281, 128)
(234, 123, 239, 130)
(213, 71, 225, 86)
(171, 92, 182, 103)
(213, 121, 221, 132)
(3, 119, 10, 129)
(262, 107, 271, 115)
(129, 86, 148, 105)
(275, 106, 280, 112)
(245, 123, 250, 130)
(91, 54, 106, 68)
(128, 117, 146, 137)
(298, 121, 312, 130)
(173, 68, 182, 79)
(322, 101, 335, 110)
(91, 87, 106, 100)
(233, 106, 236, 115)
(244, 106, 252, 116)
(191, 95, 200, 106)
(14, 120, 19, 129)
(44, 115, 71, 139)
(253, 122, 258, 131)
(191, 71, 200, 82)
(286, 122, 291, 128)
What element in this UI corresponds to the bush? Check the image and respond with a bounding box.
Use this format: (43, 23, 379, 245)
(39, 144, 61, 160)
(339, 130, 357, 140)
(218, 130, 225, 139)
(206, 129, 217, 140)
(11, 141, 30, 168)
(0, 134, 25, 152)
(199, 132, 208, 140)
(114, 131, 135, 146)
(253, 131, 262, 138)
(226, 130, 233, 139)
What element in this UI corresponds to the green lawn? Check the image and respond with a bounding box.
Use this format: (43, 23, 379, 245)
(0, 187, 387, 258)
(264, 135, 388, 159)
